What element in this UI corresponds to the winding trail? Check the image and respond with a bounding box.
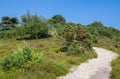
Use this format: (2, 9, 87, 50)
(58, 47, 118, 79)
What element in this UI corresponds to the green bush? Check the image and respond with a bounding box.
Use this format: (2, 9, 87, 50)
(20, 12, 49, 39)
(0, 56, 11, 71)
(0, 42, 32, 71)
(0, 29, 17, 39)
(52, 62, 68, 76)
(61, 24, 92, 55)
(22, 42, 32, 61)
(10, 48, 26, 68)
(67, 42, 83, 55)
(87, 23, 120, 41)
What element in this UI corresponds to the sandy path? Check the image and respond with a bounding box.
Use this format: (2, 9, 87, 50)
(58, 47, 118, 79)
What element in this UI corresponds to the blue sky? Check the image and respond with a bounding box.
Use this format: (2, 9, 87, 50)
(0, 0, 120, 29)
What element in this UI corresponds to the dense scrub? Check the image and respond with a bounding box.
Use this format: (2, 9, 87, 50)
(61, 24, 92, 55)
(87, 21, 120, 41)
(0, 13, 120, 79)
(0, 12, 50, 39)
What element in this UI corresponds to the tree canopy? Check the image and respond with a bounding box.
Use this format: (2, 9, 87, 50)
(0, 16, 18, 30)
(49, 14, 66, 24)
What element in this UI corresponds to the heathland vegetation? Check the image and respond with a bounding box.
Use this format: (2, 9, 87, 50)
(0, 12, 120, 79)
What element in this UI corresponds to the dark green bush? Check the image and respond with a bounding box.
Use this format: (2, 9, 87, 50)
(48, 14, 66, 24)
(0, 29, 17, 39)
(67, 42, 83, 55)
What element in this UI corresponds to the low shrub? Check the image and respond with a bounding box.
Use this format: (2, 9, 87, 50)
(52, 62, 68, 76)
(111, 57, 120, 79)
(67, 42, 83, 55)
(0, 42, 32, 71)
(0, 30, 17, 39)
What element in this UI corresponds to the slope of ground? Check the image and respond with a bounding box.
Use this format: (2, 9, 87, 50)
(0, 38, 97, 79)
(58, 47, 118, 79)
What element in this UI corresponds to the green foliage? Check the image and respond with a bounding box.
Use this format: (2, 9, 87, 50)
(51, 62, 68, 76)
(62, 25, 75, 42)
(10, 48, 26, 68)
(0, 37, 97, 79)
(61, 24, 92, 55)
(22, 42, 32, 61)
(0, 13, 120, 79)
(90, 21, 104, 27)
(1, 16, 18, 30)
(32, 51, 44, 63)
(49, 14, 66, 24)
(111, 57, 120, 79)
(87, 21, 120, 41)
(51, 23, 66, 36)
(0, 42, 32, 71)
(0, 12, 51, 40)
(0, 56, 11, 71)
(48, 14, 67, 37)
(20, 12, 49, 39)
(67, 42, 83, 55)
(0, 30, 17, 39)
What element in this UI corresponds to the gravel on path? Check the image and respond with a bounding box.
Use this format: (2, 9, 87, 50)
(58, 47, 118, 79)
